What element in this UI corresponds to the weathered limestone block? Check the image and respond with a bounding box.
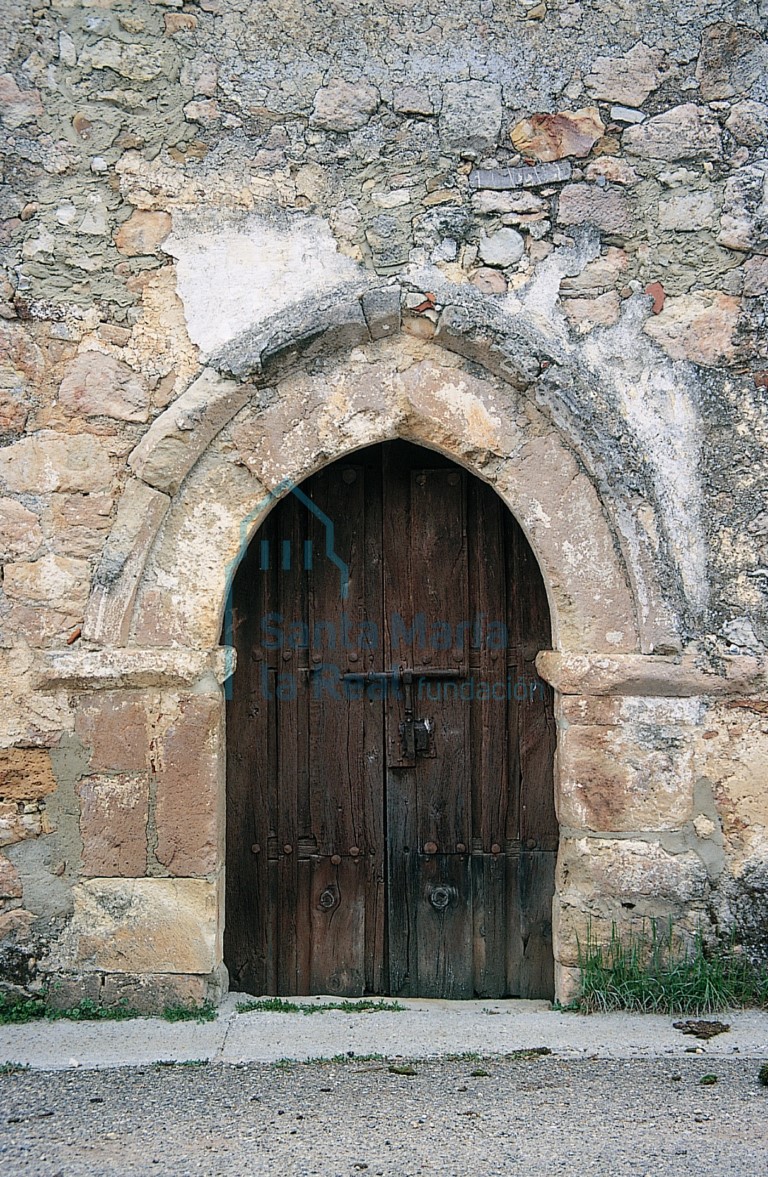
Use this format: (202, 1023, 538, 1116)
(560, 247, 628, 294)
(0, 748, 57, 801)
(584, 42, 665, 106)
(562, 291, 621, 333)
(0, 498, 42, 559)
(0, 908, 35, 940)
(100, 971, 222, 1014)
(623, 104, 722, 161)
(718, 163, 768, 254)
(3, 554, 90, 612)
(558, 837, 709, 904)
(115, 210, 172, 257)
(538, 651, 767, 697)
(557, 184, 633, 235)
(743, 256, 768, 297)
(726, 101, 768, 148)
(0, 432, 113, 494)
(154, 693, 223, 877)
(695, 702, 768, 869)
(0, 801, 42, 847)
(58, 352, 149, 423)
(52, 878, 219, 974)
(643, 291, 740, 366)
(657, 191, 717, 232)
(77, 39, 171, 83)
(393, 85, 433, 116)
(439, 81, 502, 156)
(52, 493, 113, 559)
(0, 73, 43, 128)
(310, 79, 379, 132)
(0, 855, 22, 899)
(78, 774, 149, 878)
(128, 369, 249, 494)
(552, 900, 702, 968)
(478, 228, 524, 267)
(584, 158, 641, 186)
(510, 108, 604, 162)
(361, 286, 401, 340)
(74, 693, 148, 774)
(695, 22, 768, 101)
(557, 722, 694, 832)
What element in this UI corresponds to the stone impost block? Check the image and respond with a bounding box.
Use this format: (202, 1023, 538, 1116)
(54, 878, 220, 974)
(37, 648, 235, 692)
(538, 651, 768, 697)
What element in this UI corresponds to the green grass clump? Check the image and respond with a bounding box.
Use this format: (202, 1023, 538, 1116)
(0, 994, 139, 1024)
(0, 992, 218, 1025)
(574, 921, 768, 1015)
(236, 997, 404, 1016)
(161, 1000, 217, 1023)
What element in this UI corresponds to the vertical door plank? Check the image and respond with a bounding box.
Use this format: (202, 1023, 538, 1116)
(415, 854, 473, 999)
(307, 459, 384, 994)
(382, 444, 419, 996)
(225, 506, 276, 995)
(309, 856, 366, 996)
(518, 851, 556, 999)
(410, 468, 470, 851)
(471, 852, 508, 998)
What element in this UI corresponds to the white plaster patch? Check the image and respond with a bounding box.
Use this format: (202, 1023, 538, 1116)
(582, 307, 709, 611)
(164, 211, 362, 356)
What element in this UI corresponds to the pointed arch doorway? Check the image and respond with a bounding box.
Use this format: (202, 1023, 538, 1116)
(225, 441, 557, 999)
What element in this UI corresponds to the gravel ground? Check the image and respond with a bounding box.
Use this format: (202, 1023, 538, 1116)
(1, 1055, 766, 1176)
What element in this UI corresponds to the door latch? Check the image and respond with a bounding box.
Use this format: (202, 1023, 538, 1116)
(400, 715, 434, 759)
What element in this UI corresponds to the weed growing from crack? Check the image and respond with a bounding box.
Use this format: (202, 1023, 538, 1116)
(236, 997, 404, 1016)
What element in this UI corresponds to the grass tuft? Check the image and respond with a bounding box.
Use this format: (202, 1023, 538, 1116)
(573, 920, 768, 1015)
(0, 1061, 30, 1075)
(0, 992, 217, 1025)
(236, 997, 404, 1016)
(162, 1001, 218, 1023)
(0, 994, 140, 1024)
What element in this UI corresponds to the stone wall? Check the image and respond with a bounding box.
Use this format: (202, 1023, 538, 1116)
(0, 0, 767, 1007)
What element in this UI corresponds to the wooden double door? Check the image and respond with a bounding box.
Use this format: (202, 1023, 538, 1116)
(225, 442, 557, 999)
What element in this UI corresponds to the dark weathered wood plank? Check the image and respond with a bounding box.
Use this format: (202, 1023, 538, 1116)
(309, 856, 366, 996)
(471, 851, 508, 998)
(518, 850, 556, 999)
(415, 853, 473, 999)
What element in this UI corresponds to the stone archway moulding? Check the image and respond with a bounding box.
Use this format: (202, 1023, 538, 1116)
(80, 279, 679, 664)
